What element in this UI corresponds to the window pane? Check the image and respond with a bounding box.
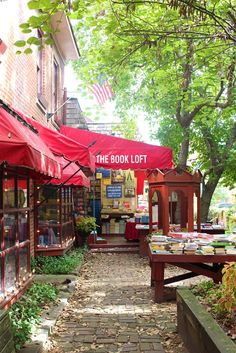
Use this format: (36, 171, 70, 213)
(37, 224, 60, 247)
(3, 176, 15, 208)
(4, 213, 16, 248)
(19, 211, 29, 242)
(18, 178, 28, 208)
(19, 246, 29, 282)
(5, 250, 16, 295)
(38, 186, 60, 222)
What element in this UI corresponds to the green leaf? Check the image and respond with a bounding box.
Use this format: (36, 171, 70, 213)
(14, 40, 26, 47)
(16, 51, 22, 55)
(24, 48, 33, 54)
(27, 1, 40, 10)
(26, 36, 41, 45)
(19, 23, 30, 29)
(44, 38, 53, 45)
(22, 29, 32, 34)
(28, 15, 43, 28)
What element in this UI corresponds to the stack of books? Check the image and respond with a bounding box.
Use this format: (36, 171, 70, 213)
(214, 247, 226, 255)
(169, 243, 184, 254)
(199, 245, 215, 255)
(184, 242, 198, 255)
(150, 235, 170, 254)
(150, 243, 170, 254)
(151, 235, 168, 242)
(225, 246, 236, 254)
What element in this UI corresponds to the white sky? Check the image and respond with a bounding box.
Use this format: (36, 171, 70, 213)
(64, 64, 156, 144)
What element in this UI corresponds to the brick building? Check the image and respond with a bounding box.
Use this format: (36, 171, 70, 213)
(0, 0, 80, 308)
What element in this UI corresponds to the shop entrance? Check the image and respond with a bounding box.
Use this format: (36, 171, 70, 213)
(60, 126, 174, 249)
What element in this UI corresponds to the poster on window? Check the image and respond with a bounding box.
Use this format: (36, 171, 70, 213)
(111, 170, 125, 183)
(124, 170, 135, 197)
(124, 187, 135, 197)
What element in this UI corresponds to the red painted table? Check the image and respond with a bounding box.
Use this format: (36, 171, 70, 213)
(124, 222, 142, 240)
(148, 245, 236, 303)
(125, 222, 158, 241)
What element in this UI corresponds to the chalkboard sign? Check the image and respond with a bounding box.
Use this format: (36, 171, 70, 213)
(106, 185, 122, 198)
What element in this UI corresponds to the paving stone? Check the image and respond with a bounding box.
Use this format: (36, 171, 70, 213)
(117, 335, 130, 343)
(73, 335, 93, 342)
(96, 338, 116, 344)
(77, 326, 95, 331)
(153, 342, 165, 350)
(139, 342, 153, 350)
(121, 343, 139, 352)
(129, 334, 139, 343)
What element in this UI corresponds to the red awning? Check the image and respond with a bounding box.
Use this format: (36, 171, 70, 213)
(60, 126, 174, 170)
(0, 107, 61, 178)
(17, 114, 95, 172)
(50, 157, 90, 188)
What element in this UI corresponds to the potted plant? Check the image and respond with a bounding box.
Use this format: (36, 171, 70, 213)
(75, 216, 97, 246)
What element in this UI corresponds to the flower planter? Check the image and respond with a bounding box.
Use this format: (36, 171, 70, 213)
(176, 288, 236, 353)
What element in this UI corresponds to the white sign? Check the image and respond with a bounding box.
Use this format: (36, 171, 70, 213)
(97, 154, 147, 164)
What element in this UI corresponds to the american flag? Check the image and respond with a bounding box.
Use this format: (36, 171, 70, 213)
(89, 76, 114, 105)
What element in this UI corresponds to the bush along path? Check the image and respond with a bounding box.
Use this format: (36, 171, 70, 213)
(10, 247, 87, 352)
(9, 283, 58, 351)
(48, 252, 189, 353)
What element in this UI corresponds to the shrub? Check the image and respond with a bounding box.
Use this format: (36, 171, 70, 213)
(31, 247, 86, 274)
(191, 263, 236, 315)
(9, 283, 58, 350)
(75, 216, 97, 234)
(218, 262, 236, 312)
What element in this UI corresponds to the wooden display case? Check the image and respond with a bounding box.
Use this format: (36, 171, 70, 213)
(35, 185, 75, 256)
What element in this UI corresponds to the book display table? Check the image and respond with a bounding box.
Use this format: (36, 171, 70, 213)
(148, 245, 236, 303)
(135, 224, 158, 257)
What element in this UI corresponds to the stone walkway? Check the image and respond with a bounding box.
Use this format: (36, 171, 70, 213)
(48, 252, 191, 353)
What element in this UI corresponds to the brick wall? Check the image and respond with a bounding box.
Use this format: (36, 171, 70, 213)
(0, 0, 65, 127)
(0, 0, 68, 258)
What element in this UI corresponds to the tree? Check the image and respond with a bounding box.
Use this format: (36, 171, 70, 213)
(73, 1, 236, 220)
(18, 0, 236, 52)
(20, 0, 236, 220)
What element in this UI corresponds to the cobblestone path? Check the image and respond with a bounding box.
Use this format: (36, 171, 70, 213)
(49, 252, 189, 353)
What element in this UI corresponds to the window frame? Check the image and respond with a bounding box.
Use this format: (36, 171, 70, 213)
(0, 168, 30, 306)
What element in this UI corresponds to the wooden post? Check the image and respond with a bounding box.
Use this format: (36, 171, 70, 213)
(188, 187, 194, 232)
(162, 187, 169, 235)
(148, 188, 153, 233)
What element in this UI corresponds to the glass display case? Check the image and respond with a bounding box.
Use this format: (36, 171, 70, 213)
(0, 169, 30, 307)
(35, 185, 75, 255)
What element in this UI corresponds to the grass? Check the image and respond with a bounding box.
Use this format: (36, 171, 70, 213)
(31, 246, 87, 274)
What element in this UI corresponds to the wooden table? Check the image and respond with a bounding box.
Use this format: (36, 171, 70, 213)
(148, 245, 236, 303)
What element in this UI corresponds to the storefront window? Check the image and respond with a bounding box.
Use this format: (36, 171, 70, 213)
(19, 211, 29, 242)
(36, 185, 74, 250)
(18, 178, 28, 208)
(5, 250, 16, 295)
(3, 176, 16, 208)
(19, 246, 29, 282)
(0, 169, 30, 307)
(4, 213, 16, 249)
